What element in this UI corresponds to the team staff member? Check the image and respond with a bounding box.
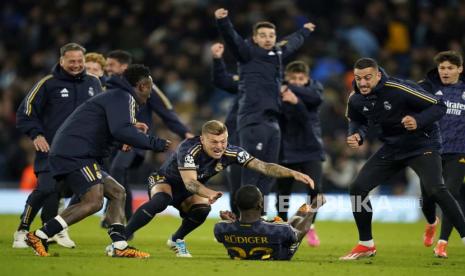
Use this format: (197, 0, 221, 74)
(215, 8, 315, 197)
(419, 51, 465, 258)
(340, 58, 465, 260)
(13, 43, 102, 249)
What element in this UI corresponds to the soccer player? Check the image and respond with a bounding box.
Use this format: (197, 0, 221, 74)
(276, 61, 325, 247)
(25, 64, 170, 258)
(13, 43, 102, 249)
(215, 8, 315, 198)
(340, 57, 465, 260)
(104, 50, 192, 225)
(124, 120, 314, 257)
(418, 50, 465, 258)
(214, 185, 325, 260)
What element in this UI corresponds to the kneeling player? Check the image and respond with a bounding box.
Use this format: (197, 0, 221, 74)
(124, 120, 314, 257)
(214, 185, 325, 260)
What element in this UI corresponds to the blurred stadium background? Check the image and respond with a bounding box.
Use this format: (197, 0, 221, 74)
(0, 0, 464, 220)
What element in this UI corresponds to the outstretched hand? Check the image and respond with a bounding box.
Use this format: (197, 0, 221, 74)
(292, 171, 314, 189)
(208, 191, 223, 204)
(219, 210, 237, 222)
(304, 22, 316, 32)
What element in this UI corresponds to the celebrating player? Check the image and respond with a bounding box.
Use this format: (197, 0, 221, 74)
(124, 120, 314, 257)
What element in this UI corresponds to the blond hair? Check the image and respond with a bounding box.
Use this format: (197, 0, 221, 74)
(85, 52, 106, 69)
(201, 120, 227, 135)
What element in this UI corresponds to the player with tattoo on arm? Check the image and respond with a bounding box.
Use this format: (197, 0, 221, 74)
(124, 120, 314, 257)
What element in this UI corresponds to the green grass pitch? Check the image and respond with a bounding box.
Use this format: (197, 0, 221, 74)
(1, 215, 464, 276)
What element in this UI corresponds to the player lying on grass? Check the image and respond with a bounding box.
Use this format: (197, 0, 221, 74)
(214, 185, 325, 260)
(121, 120, 314, 257)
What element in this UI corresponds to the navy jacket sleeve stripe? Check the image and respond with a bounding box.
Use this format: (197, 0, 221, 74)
(385, 81, 437, 104)
(148, 85, 190, 138)
(153, 84, 173, 109)
(25, 75, 53, 115)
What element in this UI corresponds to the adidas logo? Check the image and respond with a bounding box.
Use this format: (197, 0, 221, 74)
(268, 51, 276, 56)
(435, 90, 443, 96)
(363, 106, 369, 111)
(60, 88, 69, 97)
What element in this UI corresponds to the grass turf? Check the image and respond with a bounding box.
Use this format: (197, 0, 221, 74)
(1, 214, 464, 276)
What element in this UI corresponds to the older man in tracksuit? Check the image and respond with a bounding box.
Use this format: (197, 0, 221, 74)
(13, 43, 102, 249)
(215, 8, 315, 197)
(340, 57, 465, 261)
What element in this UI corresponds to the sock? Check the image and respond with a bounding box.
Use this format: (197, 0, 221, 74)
(172, 204, 211, 241)
(359, 240, 375, 247)
(113, 240, 128, 250)
(39, 217, 65, 238)
(35, 229, 49, 239)
(125, 192, 171, 238)
(108, 223, 126, 242)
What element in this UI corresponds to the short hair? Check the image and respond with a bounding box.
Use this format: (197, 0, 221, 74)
(107, 50, 133, 65)
(201, 120, 227, 135)
(123, 64, 151, 87)
(60, 42, 86, 56)
(434, 51, 463, 67)
(85, 52, 106, 68)
(285, 60, 309, 75)
(235, 185, 262, 211)
(253, 21, 276, 35)
(354, 58, 379, 70)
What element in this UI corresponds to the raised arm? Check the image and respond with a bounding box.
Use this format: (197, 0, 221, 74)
(215, 8, 251, 62)
(211, 43, 239, 93)
(280, 22, 315, 59)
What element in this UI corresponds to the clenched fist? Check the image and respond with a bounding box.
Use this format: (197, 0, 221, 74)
(211, 43, 225, 58)
(347, 133, 362, 149)
(215, 8, 228, 19)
